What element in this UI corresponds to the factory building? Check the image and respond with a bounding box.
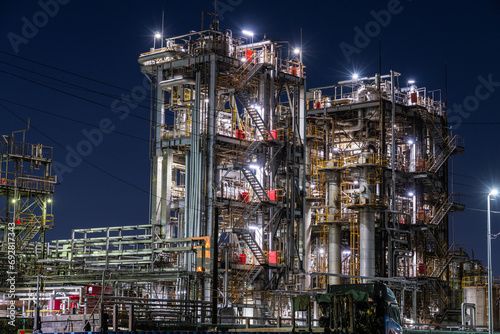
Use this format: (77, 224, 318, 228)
(1, 17, 499, 333)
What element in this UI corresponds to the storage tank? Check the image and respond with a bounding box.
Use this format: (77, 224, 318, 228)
(464, 286, 487, 327)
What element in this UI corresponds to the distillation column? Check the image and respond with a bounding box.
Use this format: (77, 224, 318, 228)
(326, 171, 342, 285)
(359, 160, 376, 280)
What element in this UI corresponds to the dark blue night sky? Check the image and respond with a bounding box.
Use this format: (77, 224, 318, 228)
(1, 0, 500, 274)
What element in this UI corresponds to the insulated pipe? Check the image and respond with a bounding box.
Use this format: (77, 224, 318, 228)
(359, 207, 375, 281)
(238, 40, 274, 50)
(159, 77, 195, 90)
(327, 171, 342, 285)
(334, 110, 364, 133)
(391, 70, 396, 211)
(328, 224, 341, 285)
(304, 204, 313, 289)
(461, 302, 477, 329)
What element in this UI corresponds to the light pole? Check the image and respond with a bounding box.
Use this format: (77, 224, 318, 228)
(487, 188, 497, 334)
(153, 32, 161, 49)
(242, 30, 254, 44)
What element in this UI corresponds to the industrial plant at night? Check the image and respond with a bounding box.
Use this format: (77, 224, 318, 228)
(1, 14, 499, 334)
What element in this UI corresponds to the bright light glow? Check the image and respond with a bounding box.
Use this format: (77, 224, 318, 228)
(353, 180, 359, 185)
(240, 57, 246, 62)
(490, 189, 499, 196)
(310, 184, 316, 189)
(294, 48, 300, 55)
(11, 199, 15, 203)
(408, 80, 415, 85)
(154, 32, 161, 39)
(408, 192, 414, 197)
(242, 30, 254, 37)
(318, 248, 325, 254)
(407, 139, 414, 145)
(249, 164, 260, 170)
(352, 73, 359, 80)
(342, 250, 351, 255)
(204, 98, 209, 103)
(48, 199, 52, 203)
(249, 225, 259, 230)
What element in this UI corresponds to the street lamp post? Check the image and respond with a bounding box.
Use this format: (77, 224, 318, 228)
(487, 189, 497, 334)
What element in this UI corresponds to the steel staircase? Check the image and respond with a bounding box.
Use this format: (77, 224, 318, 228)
(242, 168, 269, 202)
(428, 135, 463, 173)
(428, 278, 449, 322)
(430, 252, 454, 278)
(430, 201, 454, 226)
(245, 63, 265, 84)
(419, 107, 464, 173)
(261, 305, 277, 325)
(238, 141, 261, 165)
(225, 228, 268, 265)
(235, 90, 272, 140)
(17, 225, 40, 251)
(233, 263, 262, 290)
(237, 201, 261, 227)
(233, 50, 266, 89)
(419, 107, 446, 145)
(419, 174, 443, 201)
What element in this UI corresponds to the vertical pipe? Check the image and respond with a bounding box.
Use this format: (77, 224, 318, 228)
(211, 207, 219, 325)
(359, 207, 375, 280)
(487, 194, 493, 334)
(164, 149, 173, 238)
(224, 247, 229, 307)
(305, 204, 312, 288)
(327, 171, 342, 285)
(113, 304, 118, 331)
(328, 224, 341, 285)
(413, 288, 417, 324)
(128, 304, 134, 331)
(207, 59, 217, 237)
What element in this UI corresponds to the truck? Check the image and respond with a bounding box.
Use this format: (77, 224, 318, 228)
(315, 282, 402, 334)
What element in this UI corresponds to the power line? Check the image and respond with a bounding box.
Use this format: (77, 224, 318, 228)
(0, 60, 223, 143)
(0, 50, 133, 93)
(0, 59, 150, 112)
(0, 103, 224, 219)
(0, 97, 149, 142)
(0, 102, 150, 196)
(0, 68, 152, 123)
(467, 207, 500, 214)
